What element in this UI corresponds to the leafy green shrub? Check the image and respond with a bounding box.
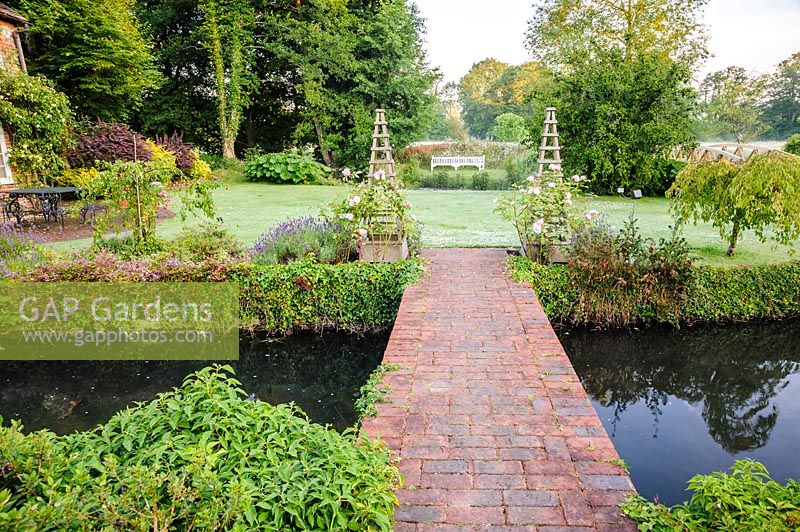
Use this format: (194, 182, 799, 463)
(508, 256, 800, 325)
(93, 235, 166, 259)
(622, 459, 800, 530)
(171, 225, 245, 261)
(55, 167, 100, 190)
(244, 152, 331, 183)
(253, 217, 351, 265)
(398, 161, 422, 188)
(784, 134, 800, 156)
(188, 156, 213, 181)
(472, 171, 490, 190)
(0, 71, 73, 184)
(0, 366, 400, 530)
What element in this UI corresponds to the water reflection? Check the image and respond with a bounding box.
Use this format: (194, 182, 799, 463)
(559, 320, 800, 504)
(0, 331, 387, 434)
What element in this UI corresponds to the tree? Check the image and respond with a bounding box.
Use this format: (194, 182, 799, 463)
(459, 59, 552, 138)
(19, 0, 159, 121)
(556, 50, 696, 195)
(459, 58, 510, 138)
(492, 113, 528, 142)
(668, 152, 800, 255)
(700, 67, 768, 143)
(762, 51, 800, 139)
(527, 0, 709, 69)
(199, 0, 255, 159)
(0, 71, 73, 185)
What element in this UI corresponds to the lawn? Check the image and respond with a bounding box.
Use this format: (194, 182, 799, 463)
(51, 181, 798, 267)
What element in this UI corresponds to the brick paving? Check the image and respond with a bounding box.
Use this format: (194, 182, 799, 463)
(361, 249, 637, 531)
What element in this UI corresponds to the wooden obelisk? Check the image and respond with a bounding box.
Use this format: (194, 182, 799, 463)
(368, 109, 396, 184)
(536, 107, 561, 176)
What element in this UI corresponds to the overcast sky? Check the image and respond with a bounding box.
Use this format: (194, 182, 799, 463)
(413, 0, 800, 83)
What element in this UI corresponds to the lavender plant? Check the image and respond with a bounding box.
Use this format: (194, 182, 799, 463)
(253, 217, 352, 264)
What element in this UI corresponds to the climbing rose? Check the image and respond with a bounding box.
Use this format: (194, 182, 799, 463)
(357, 228, 368, 239)
(526, 175, 536, 182)
(342, 168, 352, 177)
(584, 210, 599, 220)
(349, 195, 361, 206)
(341, 213, 354, 221)
(532, 187, 541, 195)
(532, 218, 544, 234)
(374, 169, 386, 180)
(547, 181, 556, 188)
(548, 163, 561, 171)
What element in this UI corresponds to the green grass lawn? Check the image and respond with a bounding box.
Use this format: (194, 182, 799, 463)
(51, 180, 798, 267)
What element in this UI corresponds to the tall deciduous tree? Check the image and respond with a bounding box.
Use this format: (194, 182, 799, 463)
(527, 0, 709, 69)
(700, 67, 768, 143)
(199, 0, 255, 159)
(19, 0, 159, 121)
(557, 50, 696, 195)
(763, 51, 800, 139)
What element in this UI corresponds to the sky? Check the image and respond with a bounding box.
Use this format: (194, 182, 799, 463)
(413, 0, 800, 83)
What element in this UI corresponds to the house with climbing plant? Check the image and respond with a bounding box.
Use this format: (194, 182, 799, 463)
(0, 3, 28, 186)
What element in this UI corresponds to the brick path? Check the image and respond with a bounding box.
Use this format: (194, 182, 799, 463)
(361, 249, 637, 531)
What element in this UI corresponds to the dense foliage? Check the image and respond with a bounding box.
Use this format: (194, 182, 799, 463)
(699, 66, 769, 142)
(19, 0, 159, 121)
(555, 50, 696, 195)
(0, 366, 400, 530)
(136, 0, 436, 166)
(785, 134, 800, 155)
(763, 51, 800, 139)
(669, 152, 800, 255)
(492, 113, 528, 142)
(622, 460, 800, 531)
(244, 152, 331, 184)
(0, 71, 72, 185)
(68, 121, 152, 168)
(566, 217, 693, 326)
(509, 257, 800, 325)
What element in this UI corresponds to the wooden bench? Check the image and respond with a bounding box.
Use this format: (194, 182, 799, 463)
(430, 156, 485, 171)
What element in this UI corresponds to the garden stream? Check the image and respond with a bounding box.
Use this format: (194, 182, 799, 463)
(558, 319, 800, 505)
(0, 331, 388, 434)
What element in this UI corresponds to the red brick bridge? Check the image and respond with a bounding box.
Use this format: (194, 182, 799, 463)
(361, 249, 637, 531)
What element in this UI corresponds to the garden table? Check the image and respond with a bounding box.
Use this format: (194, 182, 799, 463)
(3, 186, 79, 226)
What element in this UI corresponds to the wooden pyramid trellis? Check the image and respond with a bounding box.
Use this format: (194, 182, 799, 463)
(368, 108, 396, 184)
(536, 107, 561, 176)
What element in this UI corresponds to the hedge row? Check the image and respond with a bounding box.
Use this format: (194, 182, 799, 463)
(508, 257, 800, 324)
(24, 256, 423, 335)
(234, 260, 423, 335)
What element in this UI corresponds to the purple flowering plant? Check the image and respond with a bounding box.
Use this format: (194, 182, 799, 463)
(253, 216, 352, 264)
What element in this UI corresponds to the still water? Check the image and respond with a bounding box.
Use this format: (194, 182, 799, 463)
(0, 331, 388, 434)
(559, 320, 800, 505)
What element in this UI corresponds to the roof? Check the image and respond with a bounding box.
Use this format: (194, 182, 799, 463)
(0, 3, 27, 26)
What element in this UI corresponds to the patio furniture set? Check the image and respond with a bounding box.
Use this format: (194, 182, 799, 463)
(0, 186, 105, 229)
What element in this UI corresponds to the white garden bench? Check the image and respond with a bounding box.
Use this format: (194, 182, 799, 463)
(430, 156, 485, 171)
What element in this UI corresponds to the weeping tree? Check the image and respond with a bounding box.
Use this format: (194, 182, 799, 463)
(668, 152, 800, 256)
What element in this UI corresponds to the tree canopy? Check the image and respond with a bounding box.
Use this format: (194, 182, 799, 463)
(699, 67, 769, 143)
(19, 0, 160, 121)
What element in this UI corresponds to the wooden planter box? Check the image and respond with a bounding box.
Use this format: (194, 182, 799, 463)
(521, 237, 568, 264)
(359, 234, 409, 263)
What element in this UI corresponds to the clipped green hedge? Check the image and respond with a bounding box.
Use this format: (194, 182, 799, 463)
(234, 259, 423, 335)
(0, 366, 400, 530)
(508, 257, 800, 324)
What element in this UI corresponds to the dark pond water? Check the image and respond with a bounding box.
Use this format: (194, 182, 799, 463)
(0, 331, 388, 434)
(559, 320, 800, 506)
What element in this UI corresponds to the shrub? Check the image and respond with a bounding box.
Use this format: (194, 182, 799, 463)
(188, 156, 213, 181)
(145, 141, 181, 184)
(171, 225, 244, 261)
(55, 167, 100, 190)
(566, 217, 693, 326)
(93, 235, 166, 259)
(0, 223, 43, 277)
(472, 171, 490, 190)
(622, 459, 800, 530)
(0, 71, 73, 184)
(508, 257, 800, 325)
(0, 366, 401, 530)
(253, 217, 351, 265)
(244, 152, 330, 183)
(398, 161, 422, 188)
(68, 121, 152, 168)
(155, 132, 196, 172)
(784, 134, 800, 156)
(398, 141, 527, 167)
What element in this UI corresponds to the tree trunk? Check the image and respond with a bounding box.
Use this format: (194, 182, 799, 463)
(312, 117, 334, 168)
(222, 136, 236, 159)
(726, 221, 740, 256)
